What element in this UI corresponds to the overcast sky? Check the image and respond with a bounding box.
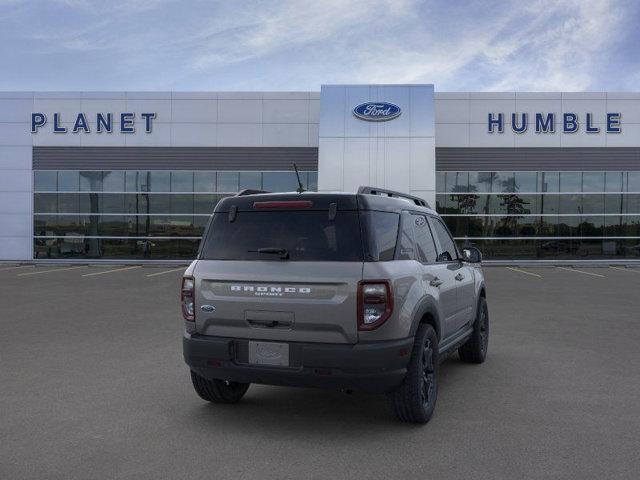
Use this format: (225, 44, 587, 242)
(1, 0, 638, 92)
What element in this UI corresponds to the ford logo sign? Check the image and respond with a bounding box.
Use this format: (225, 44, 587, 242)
(353, 102, 401, 122)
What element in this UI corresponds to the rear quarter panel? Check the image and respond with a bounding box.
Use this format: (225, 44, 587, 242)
(359, 260, 425, 342)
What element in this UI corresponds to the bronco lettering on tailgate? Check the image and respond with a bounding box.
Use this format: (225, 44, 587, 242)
(230, 285, 311, 297)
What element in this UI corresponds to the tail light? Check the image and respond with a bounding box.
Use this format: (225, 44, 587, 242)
(253, 200, 313, 209)
(357, 280, 393, 331)
(181, 276, 195, 321)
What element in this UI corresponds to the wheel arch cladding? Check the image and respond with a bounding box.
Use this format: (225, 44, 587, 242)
(410, 297, 441, 341)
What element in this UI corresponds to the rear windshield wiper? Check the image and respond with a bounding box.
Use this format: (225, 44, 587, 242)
(248, 247, 290, 260)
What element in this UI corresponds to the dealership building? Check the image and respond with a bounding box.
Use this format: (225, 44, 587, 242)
(1, 84, 639, 262)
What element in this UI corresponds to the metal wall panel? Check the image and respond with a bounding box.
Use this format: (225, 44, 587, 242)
(33, 147, 318, 171)
(318, 84, 436, 206)
(436, 147, 640, 171)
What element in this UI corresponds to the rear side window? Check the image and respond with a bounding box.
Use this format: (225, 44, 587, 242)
(361, 211, 399, 261)
(200, 210, 363, 261)
(429, 217, 458, 262)
(412, 214, 438, 263)
(397, 212, 416, 260)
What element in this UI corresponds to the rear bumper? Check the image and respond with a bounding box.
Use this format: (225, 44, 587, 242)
(183, 333, 414, 394)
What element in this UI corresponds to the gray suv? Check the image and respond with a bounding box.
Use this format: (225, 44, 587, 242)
(182, 187, 488, 423)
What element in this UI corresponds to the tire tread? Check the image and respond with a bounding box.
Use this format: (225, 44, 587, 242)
(458, 297, 489, 364)
(388, 324, 438, 424)
(190, 370, 249, 404)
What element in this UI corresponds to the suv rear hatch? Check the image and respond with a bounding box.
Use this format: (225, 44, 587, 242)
(194, 194, 364, 344)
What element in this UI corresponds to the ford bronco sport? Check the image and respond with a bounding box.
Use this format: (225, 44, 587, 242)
(182, 186, 488, 423)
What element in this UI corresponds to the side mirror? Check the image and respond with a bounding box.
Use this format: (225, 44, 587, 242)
(462, 247, 482, 263)
(436, 251, 453, 262)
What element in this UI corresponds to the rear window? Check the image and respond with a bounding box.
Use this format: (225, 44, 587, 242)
(200, 210, 364, 261)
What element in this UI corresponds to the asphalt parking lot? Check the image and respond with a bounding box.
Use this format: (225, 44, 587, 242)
(1, 264, 640, 479)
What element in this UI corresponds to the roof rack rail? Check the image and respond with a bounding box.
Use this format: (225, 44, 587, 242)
(357, 186, 430, 208)
(236, 189, 270, 196)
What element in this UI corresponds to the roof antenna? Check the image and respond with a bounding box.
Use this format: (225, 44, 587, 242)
(293, 162, 305, 193)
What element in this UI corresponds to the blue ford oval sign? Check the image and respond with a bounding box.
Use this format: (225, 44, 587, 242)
(353, 102, 401, 122)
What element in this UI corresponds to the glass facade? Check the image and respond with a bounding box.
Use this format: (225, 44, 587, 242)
(33, 168, 640, 260)
(436, 171, 640, 260)
(33, 170, 318, 259)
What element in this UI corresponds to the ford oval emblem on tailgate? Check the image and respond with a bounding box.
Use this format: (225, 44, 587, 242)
(200, 304, 216, 312)
(353, 102, 401, 122)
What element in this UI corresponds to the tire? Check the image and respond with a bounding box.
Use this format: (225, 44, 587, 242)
(190, 370, 250, 404)
(458, 296, 489, 364)
(388, 324, 438, 424)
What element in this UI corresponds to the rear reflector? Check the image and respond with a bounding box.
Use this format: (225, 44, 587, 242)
(253, 200, 313, 209)
(357, 280, 394, 331)
(181, 276, 195, 321)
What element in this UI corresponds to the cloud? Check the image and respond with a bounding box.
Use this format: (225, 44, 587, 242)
(0, 0, 637, 91)
(481, 0, 626, 91)
(189, 0, 415, 70)
(295, 0, 631, 91)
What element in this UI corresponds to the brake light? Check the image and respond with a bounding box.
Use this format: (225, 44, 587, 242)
(357, 280, 393, 331)
(253, 200, 313, 209)
(181, 276, 195, 321)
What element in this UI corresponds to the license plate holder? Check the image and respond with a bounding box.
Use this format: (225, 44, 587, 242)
(248, 341, 290, 367)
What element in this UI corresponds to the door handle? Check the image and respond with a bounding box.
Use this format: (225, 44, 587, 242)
(429, 278, 443, 287)
(455, 273, 465, 281)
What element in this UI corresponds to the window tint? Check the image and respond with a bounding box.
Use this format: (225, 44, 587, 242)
(538, 172, 559, 192)
(103, 171, 125, 192)
(79, 171, 103, 191)
(628, 172, 640, 192)
(605, 172, 623, 192)
(362, 211, 399, 261)
(201, 211, 363, 261)
(194, 172, 217, 192)
(125, 171, 145, 192)
(397, 213, 417, 260)
(239, 172, 262, 190)
(149, 171, 170, 192)
(494, 172, 515, 192)
(262, 172, 299, 192)
(412, 214, 437, 263)
(34, 171, 57, 191)
(445, 172, 469, 193)
(469, 172, 493, 192)
(514, 172, 537, 192)
(217, 172, 238, 192)
(58, 171, 79, 192)
(171, 172, 193, 192)
(582, 172, 604, 192)
(560, 172, 582, 192)
(435, 172, 445, 192)
(307, 172, 318, 191)
(429, 217, 458, 262)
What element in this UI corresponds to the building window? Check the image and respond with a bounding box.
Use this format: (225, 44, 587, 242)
(437, 170, 640, 260)
(33, 170, 317, 260)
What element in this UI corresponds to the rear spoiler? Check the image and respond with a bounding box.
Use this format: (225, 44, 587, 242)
(236, 189, 270, 196)
(357, 186, 430, 208)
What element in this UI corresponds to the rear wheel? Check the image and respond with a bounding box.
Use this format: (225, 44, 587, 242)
(190, 370, 250, 404)
(458, 296, 489, 364)
(388, 324, 438, 424)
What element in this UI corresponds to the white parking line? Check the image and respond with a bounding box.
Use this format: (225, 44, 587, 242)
(17, 266, 86, 276)
(0, 265, 34, 272)
(557, 266, 606, 278)
(506, 267, 542, 278)
(146, 267, 186, 277)
(82, 265, 142, 277)
(609, 266, 640, 274)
